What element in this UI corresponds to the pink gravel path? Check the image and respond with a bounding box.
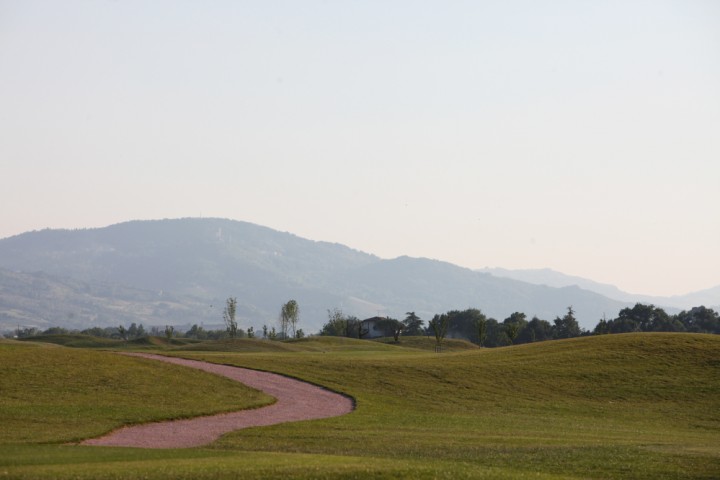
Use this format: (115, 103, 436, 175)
(81, 353, 354, 449)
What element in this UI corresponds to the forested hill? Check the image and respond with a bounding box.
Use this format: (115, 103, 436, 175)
(0, 218, 631, 332)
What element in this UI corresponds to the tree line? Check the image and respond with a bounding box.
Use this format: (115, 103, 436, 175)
(6, 298, 305, 341)
(7, 300, 718, 346)
(319, 304, 720, 348)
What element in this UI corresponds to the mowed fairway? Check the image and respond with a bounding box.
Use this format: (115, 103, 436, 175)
(0, 341, 274, 444)
(1, 334, 719, 479)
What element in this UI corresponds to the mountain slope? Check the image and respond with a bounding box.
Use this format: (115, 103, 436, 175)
(0, 218, 632, 332)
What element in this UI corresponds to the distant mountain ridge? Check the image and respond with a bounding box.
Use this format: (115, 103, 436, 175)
(478, 267, 720, 311)
(0, 218, 701, 333)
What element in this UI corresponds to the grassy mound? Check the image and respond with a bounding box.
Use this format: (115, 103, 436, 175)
(372, 335, 480, 351)
(19, 334, 206, 350)
(18, 334, 121, 348)
(174, 336, 414, 354)
(126, 336, 202, 348)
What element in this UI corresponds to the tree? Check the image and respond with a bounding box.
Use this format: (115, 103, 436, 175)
(593, 315, 610, 335)
(43, 327, 69, 335)
(676, 306, 720, 334)
(185, 324, 208, 340)
(81, 327, 109, 338)
(503, 312, 527, 345)
(127, 323, 139, 338)
(505, 323, 519, 344)
(429, 314, 451, 352)
(402, 312, 425, 336)
(320, 308, 347, 336)
(518, 316, 553, 343)
(374, 317, 404, 341)
(280, 300, 300, 339)
(479, 318, 511, 347)
(608, 303, 673, 333)
(16, 327, 40, 338)
(476, 316, 487, 347)
(117, 325, 127, 341)
(347, 316, 368, 339)
(446, 308, 486, 343)
(553, 306, 581, 339)
(164, 325, 174, 341)
(247, 326, 255, 338)
(223, 297, 238, 340)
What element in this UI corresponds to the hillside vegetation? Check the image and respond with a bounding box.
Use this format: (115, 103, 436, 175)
(1, 334, 718, 479)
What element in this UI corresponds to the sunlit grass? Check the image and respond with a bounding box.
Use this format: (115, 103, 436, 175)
(1, 333, 719, 479)
(371, 335, 480, 351)
(182, 334, 720, 479)
(0, 341, 274, 444)
(0, 445, 563, 480)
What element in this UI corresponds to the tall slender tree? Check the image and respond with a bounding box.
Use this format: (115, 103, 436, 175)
(429, 314, 451, 352)
(223, 297, 238, 339)
(476, 316, 487, 346)
(280, 300, 300, 339)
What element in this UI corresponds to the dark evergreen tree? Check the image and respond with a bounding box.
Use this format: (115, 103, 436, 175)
(402, 312, 425, 336)
(553, 306, 581, 339)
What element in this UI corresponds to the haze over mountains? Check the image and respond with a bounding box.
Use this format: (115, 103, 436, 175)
(0, 218, 717, 333)
(479, 268, 720, 310)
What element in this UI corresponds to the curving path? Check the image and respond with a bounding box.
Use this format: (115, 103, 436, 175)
(81, 353, 354, 448)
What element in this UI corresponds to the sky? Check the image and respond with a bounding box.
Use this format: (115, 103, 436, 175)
(1, 1, 719, 297)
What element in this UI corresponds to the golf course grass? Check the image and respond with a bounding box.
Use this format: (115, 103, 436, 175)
(1, 333, 718, 479)
(0, 340, 273, 444)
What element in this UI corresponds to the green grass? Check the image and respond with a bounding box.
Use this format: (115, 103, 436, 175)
(180, 334, 720, 479)
(0, 445, 559, 479)
(371, 335, 480, 351)
(0, 341, 274, 444)
(16, 334, 123, 349)
(17, 334, 204, 349)
(1, 333, 719, 479)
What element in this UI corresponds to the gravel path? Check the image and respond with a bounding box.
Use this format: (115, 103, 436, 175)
(81, 353, 354, 449)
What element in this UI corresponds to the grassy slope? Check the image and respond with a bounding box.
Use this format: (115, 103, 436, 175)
(183, 334, 720, 479)
(1, 334, 719, 479)
(0, 340, 274, 444)
(16, 334, 204, 349)
(372, 335, 480, 351)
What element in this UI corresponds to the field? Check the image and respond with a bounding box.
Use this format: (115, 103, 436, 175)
(1, 333, 719, 479)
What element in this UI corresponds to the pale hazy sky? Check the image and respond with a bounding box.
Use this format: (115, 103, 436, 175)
(1, 1, 719, 296)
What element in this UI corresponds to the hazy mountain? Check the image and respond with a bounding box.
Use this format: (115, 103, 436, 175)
(0, 218, 639, 333)
(665, 285, 720, 311)
(479, 267, 719, 311)
(0, 267, 208, 331)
